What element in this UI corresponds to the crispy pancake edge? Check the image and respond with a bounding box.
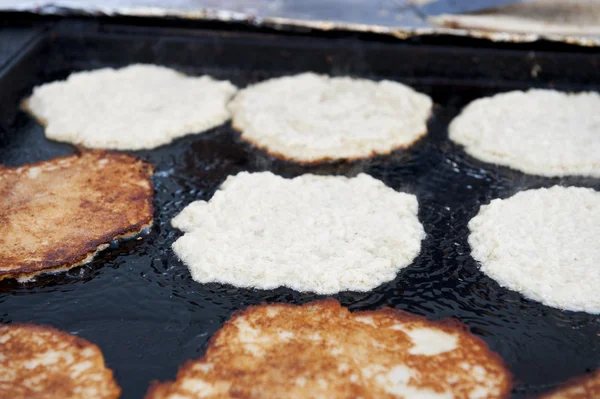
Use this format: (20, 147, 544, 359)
(0, 150, 154, 281)
(1, 322, 121, 399)
(537, 369, 600, 399)
(145, 299, 513, 399)
(231, 122, 429, 165)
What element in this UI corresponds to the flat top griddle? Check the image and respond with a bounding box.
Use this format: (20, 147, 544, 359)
(0, 16, 599, 399)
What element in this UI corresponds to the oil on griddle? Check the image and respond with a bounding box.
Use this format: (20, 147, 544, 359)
(0, 20, 599, 399)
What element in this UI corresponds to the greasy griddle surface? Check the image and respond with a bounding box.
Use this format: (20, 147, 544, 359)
(0, 20, 599, 399)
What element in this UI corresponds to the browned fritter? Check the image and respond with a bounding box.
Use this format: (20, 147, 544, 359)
(537, 370, 600, 399)
(146, 299, 512, 399)
(0, 323, 121, 399)
(0, 150, 154, 281)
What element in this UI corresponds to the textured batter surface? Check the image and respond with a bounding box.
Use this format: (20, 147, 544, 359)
(449, 89, 600, 177)
(537, 370, 600, 399)
(0, 150, 154, 281)
(229, 73, 432, 163)
(171, 171, 424, 294)
(0, 323, 120, 399)
(145, 300, 511, 399)
(24, 64, 237, 150)
(469, 186, 600, 313)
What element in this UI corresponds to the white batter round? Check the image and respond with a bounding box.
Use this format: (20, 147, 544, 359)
(449, 89, 600, 177)
(171, 172, 425, 294)
(25, 64, 237, 150)
(228, 73, 433, 163)
(469, 186, 600, 313)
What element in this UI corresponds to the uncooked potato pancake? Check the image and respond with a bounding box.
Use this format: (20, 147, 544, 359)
(228, 73, 433, 163)
(449, 89, 600, 177)
(24, 64, 237, 150)
(0, 323, 120, 399)
(171, 171, 424, 294)
(0, 150, 154, 281)
(468, 186, 600, 313)
(145, 300, 512, 399)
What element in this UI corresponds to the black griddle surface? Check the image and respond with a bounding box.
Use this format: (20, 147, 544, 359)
(0, 18, 599, 399)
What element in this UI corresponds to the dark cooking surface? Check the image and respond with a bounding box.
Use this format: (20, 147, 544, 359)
(0, 18, 599, 399)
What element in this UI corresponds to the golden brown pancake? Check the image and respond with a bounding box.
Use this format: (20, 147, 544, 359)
(0, 150, 153, 281)
(0, 323, 121, 399)
(146, 299, 512, 399)
(537, 370, 600, 399)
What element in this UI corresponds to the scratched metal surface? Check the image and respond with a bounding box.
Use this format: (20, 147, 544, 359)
(0, 21, 47, 69)
(2, 0, 599, 47)
(0, 0, 426, 27)
(0, 0, 531, 24)
(0, 20, 599, 399)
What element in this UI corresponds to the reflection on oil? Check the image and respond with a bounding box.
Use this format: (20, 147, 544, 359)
(1, 72, 599, 399)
